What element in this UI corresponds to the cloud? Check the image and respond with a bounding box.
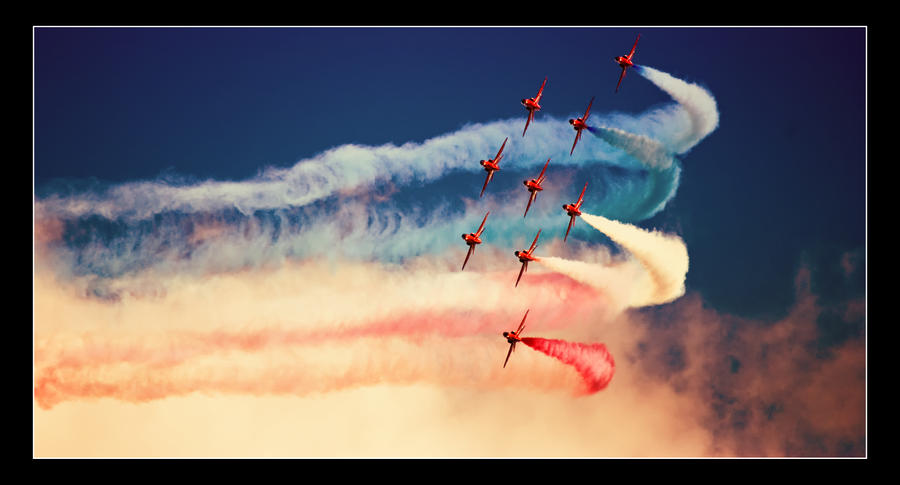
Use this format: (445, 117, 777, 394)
(34, 251, 863, 456)
(33, 255, 619, 410)
(621, 260, 865, 457)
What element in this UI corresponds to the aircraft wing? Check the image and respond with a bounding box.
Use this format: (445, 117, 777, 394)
(564, 214, 576, 242)
(528, 230, 541, 253)
(517, 310, 529, 334)
(480, 171, 494, 198)
(535, 77, 547, 102)
(515, 261, 527, 287)
(503, 342, 515, 368)
(577, 182, 588, 205)
(570, 130, 582, 156)
(461, 245, 475, 271)
(495, 137, 508, 161)
(522, 110, 534, 137)
(476, 211, 490, 236)
(584, 97, 594, 120)
(616, 68, 627, 93)
(628, 34, 640, 58)
(524, 191, 537, 218)
(537, 158, 550, 183)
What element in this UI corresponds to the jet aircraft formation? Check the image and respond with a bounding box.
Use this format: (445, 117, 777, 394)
(456, 34, 642, 367)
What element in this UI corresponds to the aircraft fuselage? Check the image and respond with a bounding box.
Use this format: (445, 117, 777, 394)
(462, 233, 482, 245)
(524, 179, 543, 191)
(522, 98, 541, 111)
(563, 204, 582, 217)
(480, 160, 500, 172)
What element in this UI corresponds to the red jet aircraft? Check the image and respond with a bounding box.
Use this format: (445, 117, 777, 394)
(522, 158, 550, 218)
(568, 97, 594, 156)
(479, 137, 508, 197)
(460, 211, 490, 271)
(521, 77, 547, 137)
(514, 229, 541, 287)
(614, 34, 641, 93)
(562, 181, 588, 242)
(502, 309, 529, 368)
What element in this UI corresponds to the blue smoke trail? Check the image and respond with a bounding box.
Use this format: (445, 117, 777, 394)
(35, 67, 718, 293)
(582, 65, 718, 219)
(41, 161, 665, 286)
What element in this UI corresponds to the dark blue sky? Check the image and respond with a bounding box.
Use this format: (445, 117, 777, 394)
(33, 26, 867, 320)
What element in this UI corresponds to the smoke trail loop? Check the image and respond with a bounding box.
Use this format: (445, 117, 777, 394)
(635, 65, 719, 154)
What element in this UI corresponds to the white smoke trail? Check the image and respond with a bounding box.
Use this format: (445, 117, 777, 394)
(582, 212, 689, 307)
(636, 66, 719, 154)
(588, 66, 718, 170)
(539, 212, 689, 309)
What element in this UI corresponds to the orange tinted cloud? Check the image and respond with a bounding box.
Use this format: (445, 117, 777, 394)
(33, 236, 863, 457)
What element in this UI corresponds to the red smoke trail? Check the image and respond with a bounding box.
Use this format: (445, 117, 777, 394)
(32, 336, 583, 410)
(521, 337, 615, 394)
(34, 274, 601, 374)
(33, 274, 607, 410)
(34, 272, 602, 369)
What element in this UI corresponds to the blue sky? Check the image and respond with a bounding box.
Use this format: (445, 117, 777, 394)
(34, 26, 866, 321)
